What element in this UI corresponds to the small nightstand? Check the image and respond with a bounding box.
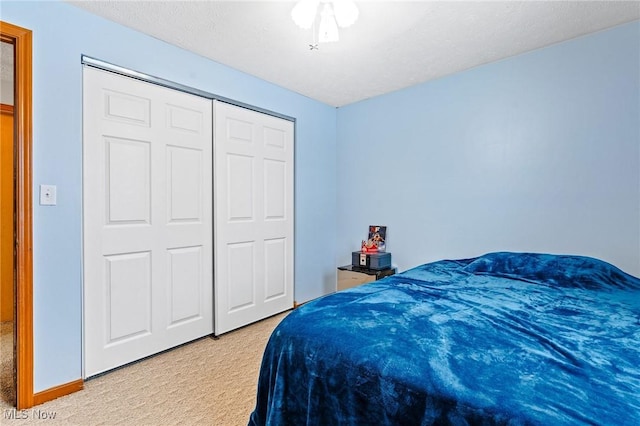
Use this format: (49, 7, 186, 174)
(337, 265, 396, 291)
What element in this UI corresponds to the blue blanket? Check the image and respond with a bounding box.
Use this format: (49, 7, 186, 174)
(249, 252, 640, 425)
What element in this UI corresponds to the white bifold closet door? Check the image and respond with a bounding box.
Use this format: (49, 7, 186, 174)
(214, 101, 294, 335)
(83, 67, 213, 377)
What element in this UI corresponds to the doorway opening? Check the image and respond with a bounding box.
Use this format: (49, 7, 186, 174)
(0, 20, 33, 410)
(0, 39, 15, 408)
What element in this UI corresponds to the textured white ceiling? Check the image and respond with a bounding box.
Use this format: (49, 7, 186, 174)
(67, 1, 639, 107)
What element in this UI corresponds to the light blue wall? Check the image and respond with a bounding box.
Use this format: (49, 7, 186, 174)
(337, 21, 640, 277)
(3, 1, 337, 392)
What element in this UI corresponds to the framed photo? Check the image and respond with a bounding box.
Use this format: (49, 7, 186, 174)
(363, 225, 386, 252)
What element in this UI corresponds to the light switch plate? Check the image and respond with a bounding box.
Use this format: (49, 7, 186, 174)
(40, 185, 57, 206)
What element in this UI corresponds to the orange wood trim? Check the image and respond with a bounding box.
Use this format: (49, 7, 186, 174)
(1, 20, 34, 410)
(0, 103, 14, 114)
(33, 379, 84, 406)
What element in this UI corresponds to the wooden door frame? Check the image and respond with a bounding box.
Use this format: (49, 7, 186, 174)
(1, 20, 33, 410)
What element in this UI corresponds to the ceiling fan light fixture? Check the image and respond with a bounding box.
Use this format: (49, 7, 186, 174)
(319, 3, 340, 43)
(333, 0, 359, 28)
(292, 0, 359, 44)
(291, 0, 320, 30)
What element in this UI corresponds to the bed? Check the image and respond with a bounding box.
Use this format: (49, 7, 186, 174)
(249, 252, 640, 425)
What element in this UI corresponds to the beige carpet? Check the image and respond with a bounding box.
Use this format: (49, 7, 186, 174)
(1, 321, 15, 407)
(0, 312, 289, 425)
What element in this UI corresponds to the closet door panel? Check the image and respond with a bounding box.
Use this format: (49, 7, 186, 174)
(214, 102, 294, 334)
(83, 67, 213, 377)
